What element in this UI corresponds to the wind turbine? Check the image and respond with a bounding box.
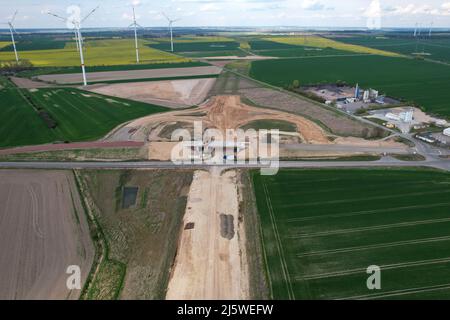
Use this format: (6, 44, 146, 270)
(73, 28, 80, 51)
(48, 6, 99, 86)
(162, 12, 180, 52)
(129, 7, 142, 63)
(429, 22, 434, 38)
(2, 10, 20, 62)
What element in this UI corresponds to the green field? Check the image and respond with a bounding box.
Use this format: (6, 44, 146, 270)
(249, 40, 355, 57)
(0, 78, 168, 148)
(335, 36, 450, 64)
(252, 168, 450, 300)
(150, 41, 240, 53)
(263, 36, 402, 57)
(250, 55, 450, 118)
(0, 39, 188, 67)
(0, 39, 67, 51)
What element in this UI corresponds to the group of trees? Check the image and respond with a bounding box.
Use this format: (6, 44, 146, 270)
(0, 60, 34, 73)
(285, 80, 327, 103)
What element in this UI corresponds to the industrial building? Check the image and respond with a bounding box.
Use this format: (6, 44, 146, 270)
(385, 109, 414, 124)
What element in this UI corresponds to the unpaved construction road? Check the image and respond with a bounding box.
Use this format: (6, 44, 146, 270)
(107, 95, 406, 160)
(108, 95, 330, 144)
(166, 169, 249, 300)
(37, 66, 222, 84)
(0, 170, 94, 300)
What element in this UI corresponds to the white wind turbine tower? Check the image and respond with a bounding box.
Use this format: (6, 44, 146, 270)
(2, 10, 20, 62)
(162, 12, 180, 52)
(129, 7, 142, 63)
(48, 6, 99, 86)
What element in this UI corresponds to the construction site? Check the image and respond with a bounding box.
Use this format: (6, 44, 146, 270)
(2, 2, 450, 304)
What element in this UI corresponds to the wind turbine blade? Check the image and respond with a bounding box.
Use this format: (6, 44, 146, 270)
(10, 10, 18, 24)
(129, 23, 135, 28)
(81, 5, 100, 23)
(136, 23, 144, 29)
(133, 7, 136, 22)
(48, 12, 69, 22)
(161, 12, 170, 22)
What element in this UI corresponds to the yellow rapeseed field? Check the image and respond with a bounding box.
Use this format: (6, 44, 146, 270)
(0, 39, 189, 67)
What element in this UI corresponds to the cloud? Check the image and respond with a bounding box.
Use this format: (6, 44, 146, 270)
(122, 12, 140, 21)
(384, 3, 450, 16)
(301, 0, 329, 11)
(199, 3, 221, 12)
(364, 0, 381, 18)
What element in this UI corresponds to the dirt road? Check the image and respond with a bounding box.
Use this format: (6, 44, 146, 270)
(10, 77, 53, 89)
(166, 169, 249, 300)
(0, 170, 94, 299)
(108, 95, 330, 144)
(0, 141, 144, 156)
(37, 66, 222, 84)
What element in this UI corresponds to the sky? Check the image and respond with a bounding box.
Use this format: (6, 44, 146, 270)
(1, 0, 449, 29)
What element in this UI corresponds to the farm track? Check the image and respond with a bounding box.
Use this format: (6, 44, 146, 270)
(262, 182, 295, 300)
(37, 66, 222, 84)
(298, 257, 450, 280)
(285, 202, 450, 223)
(339, 283, 450, 300)
(296, 235, 450, 257)
(289, 217, 450, 239)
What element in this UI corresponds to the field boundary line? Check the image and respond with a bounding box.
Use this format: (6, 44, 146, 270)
(286, 202, 450, 223)
(297, 256, 450, 280)
(297, 235, 450, 257)
(337, 283, 450, 300)
(290, 217, 450, 239)
(262, 182, 295, 300)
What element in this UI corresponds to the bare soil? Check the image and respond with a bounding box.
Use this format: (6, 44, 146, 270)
(10, 76, 53, 89)
(0, 141, 144, 156)
(0, 170, 94, 300)
(210, 72, 385, 138)
(87, 78, 216, 109)
(166, 169, 249, 300)
(108, 95, 330, 145)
